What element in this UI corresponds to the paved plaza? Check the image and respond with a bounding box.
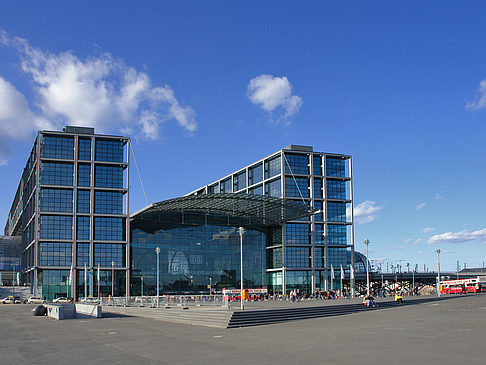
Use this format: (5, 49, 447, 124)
(1, 294, 485, 364)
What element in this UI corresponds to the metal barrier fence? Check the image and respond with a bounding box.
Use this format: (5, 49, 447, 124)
(100, 295, 227, 307)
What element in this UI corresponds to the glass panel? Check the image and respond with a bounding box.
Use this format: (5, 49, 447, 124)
(314, 247, 324, 268)
(220, 178, 232, 193)
(95, 139, 124, 162)
(41, 136, 74, 159)
(267, 247, 282, 269)
(94, 243, 125, 267)
(285, 177, 309, 198)
(39, 188, 73, 213)
(284, 153, 308, 175)
(77, 190, 90, 213)
(248, 184, 263, 195)
(327, 180, 346, 199)
(38, 269, 70, 301)
(94, 165, 124, 188)
(313, 179, 322, 198)
(285, 270, 311, 294)
(326, 202, 347, 222)
(248, 163, 263, 185)
(326, 157, 346, 177)
(94, 217, 125, 241)
(265, 178, 281, 197)
(40, 162, 74, 186)
(313, 224, 324, 245)
(265, 155, 281, 179)
(77, 243, 90, 266)
(327, 224, 348, 245)
(234, 171, 246, 191)
(94, 191, 123, 214)
(39, 242, 72, 266)
(285, 223, 310, 244)
(208, 183, 219, 194)
(313, 201, 323, 221)
(78, 138, 91, 160)
(78, 164, 91, 187)
(77, 216, 90, 240)
(313, 156, 322, 176)
(328, 247, 347, 267)
(39, 215, 73, 240)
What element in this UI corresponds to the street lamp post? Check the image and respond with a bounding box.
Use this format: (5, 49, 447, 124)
(141, 276, 144, 298)
(111, 260, 115, 298)
(436, 249, 441, 297)
(209, 276, 212, 296)
(239, 227, 245, 311)
(364, 239, 370, 295)
(155, 247, 160, 308)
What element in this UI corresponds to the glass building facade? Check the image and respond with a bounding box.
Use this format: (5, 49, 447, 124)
(187, 145, 354, 295)
(4, 126, 130, 300)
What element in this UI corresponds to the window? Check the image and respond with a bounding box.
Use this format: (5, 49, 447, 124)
(265, 156, 281, 179)
(314, 247, 324, 268)
(95, 165, 124, 188)
(286, 247, 311, 268)
(285, 223, 310, 244)
(267, 247, 282, 269)
(94, 217, 125, 241)
(328, 247, 347, 267)
(248, 163, 263, 185)
(77, 216, 90, 240)
(39, 242, 72, 267)
(284, 153, 308, 175)
(265, 178, 281, 197)
(77, 190, 90, 213)
(40, 162, 74, 186)
(314, 224, 324, 245)
(233, 171, 246, 191)
(94, 243, 125, 267)
(313, 156, 322, 176)
(208, 184, 219, 194)
(95, 139, 124, 162)
(313, 201, 323, 221)
(285, 177, 309, 198)
(78, 164, 91, 187)
(41, 136, 74, 160)
(39, 188, 73, 213)
(313, 179, 322, 198)
(78, 138, 91, 160)
(327, 202, 347, 222)
(39, 215, 73, 240)
(77, 243, 90, 266)
(327, 225, 347, 245)
(220, 178, 232, 193)
(326, 158, 346, 177)
(248, 184, 263, 195)
(95, 191, 124, 214)
(327, 180, 346, 199)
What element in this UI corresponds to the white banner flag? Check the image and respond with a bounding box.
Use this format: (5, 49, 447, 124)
(331, 265, 335, 279)
(350, 265, 355, 279)
(340, 265, 344, 279)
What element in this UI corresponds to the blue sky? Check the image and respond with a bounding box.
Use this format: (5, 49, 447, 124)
(1, 1, 486, 272)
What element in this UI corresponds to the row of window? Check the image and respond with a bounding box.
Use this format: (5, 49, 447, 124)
(39, 188, 124, 214)
(283, 223, 349, 245)
(38, 215, 126, 241)
(285, 247, 348, 268)
(40, 135, 125, 163)
(40, 162, 125, 188)
(38, 242, 125, 267)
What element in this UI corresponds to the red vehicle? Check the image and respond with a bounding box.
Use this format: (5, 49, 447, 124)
(439, 276, 486, 294)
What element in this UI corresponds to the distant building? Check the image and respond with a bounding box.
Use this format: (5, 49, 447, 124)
(4, 126, 130, 300)
(0, 235, 21, 285)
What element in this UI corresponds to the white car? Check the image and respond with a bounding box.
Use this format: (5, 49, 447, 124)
(81, 297, 99, 304)
(53, 297, 69, 303)
(27, 297, 44, 304)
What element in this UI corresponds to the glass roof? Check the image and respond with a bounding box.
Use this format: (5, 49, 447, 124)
(131, 193, 316, 232)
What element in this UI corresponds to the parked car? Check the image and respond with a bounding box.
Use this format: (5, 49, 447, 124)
(52, 297, 69, 303)
(27, 297, 45, 304)
(81, 297, 99, 304)
(2, 296, 15, 304)
(13, 296, 24, 304)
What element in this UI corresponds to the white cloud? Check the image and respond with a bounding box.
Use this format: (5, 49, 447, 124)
(348, 200, 383, 224)
(427, 228, 486, 244)
(466, 79, 486, 110)
(0, 31, 196, 164)
(434, 193, 444, 200)
(417, 251, 424, 256)
(413, 239, 422, 245)
(247, 74, 302, 118)
(415, 203, 426, 210)
(422, 227, 436, 233)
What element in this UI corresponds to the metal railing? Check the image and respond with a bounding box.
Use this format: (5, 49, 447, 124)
(100, 294, 227, 308)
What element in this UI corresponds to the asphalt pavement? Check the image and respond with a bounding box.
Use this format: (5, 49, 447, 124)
(0, 294, 485, 365)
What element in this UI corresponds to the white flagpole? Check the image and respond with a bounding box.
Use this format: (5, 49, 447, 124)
(97, 263, 100, 300)
(331, 265, 334, 291)
(350, 265, 355, 295)
(67, 264, 72, 298)
(84, 263, 87, 300)
(340, 264, 344, 296)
